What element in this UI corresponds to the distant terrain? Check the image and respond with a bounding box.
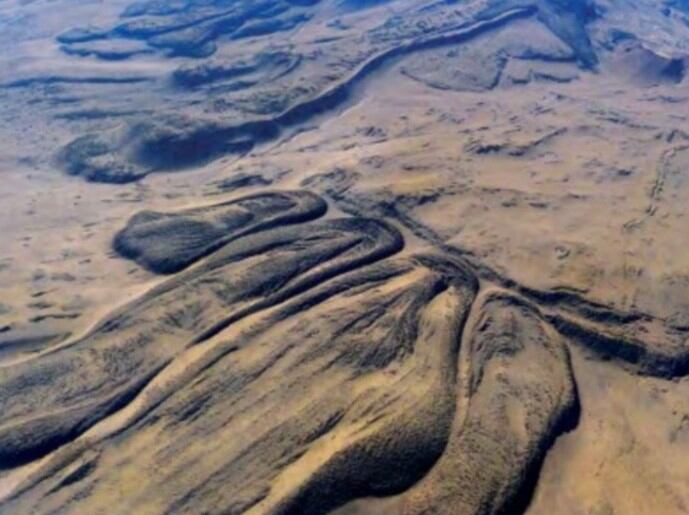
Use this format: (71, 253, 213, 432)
(1, 0, 689, 513)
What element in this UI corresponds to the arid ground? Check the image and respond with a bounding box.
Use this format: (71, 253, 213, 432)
(1, 0, 689, 513)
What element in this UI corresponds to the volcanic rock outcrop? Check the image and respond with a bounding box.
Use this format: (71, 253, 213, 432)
(1, 190, 687, 514)
(3, 0, 689, 513)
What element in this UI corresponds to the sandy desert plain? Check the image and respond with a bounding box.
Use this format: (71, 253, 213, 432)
(2, 0, 689, 513)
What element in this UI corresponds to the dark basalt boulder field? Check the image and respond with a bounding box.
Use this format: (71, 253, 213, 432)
(1, 0, 689, 514)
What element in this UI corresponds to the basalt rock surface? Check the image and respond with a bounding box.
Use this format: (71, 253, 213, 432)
(3, 0, 689, 514)
(1, 190, 688, 514)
